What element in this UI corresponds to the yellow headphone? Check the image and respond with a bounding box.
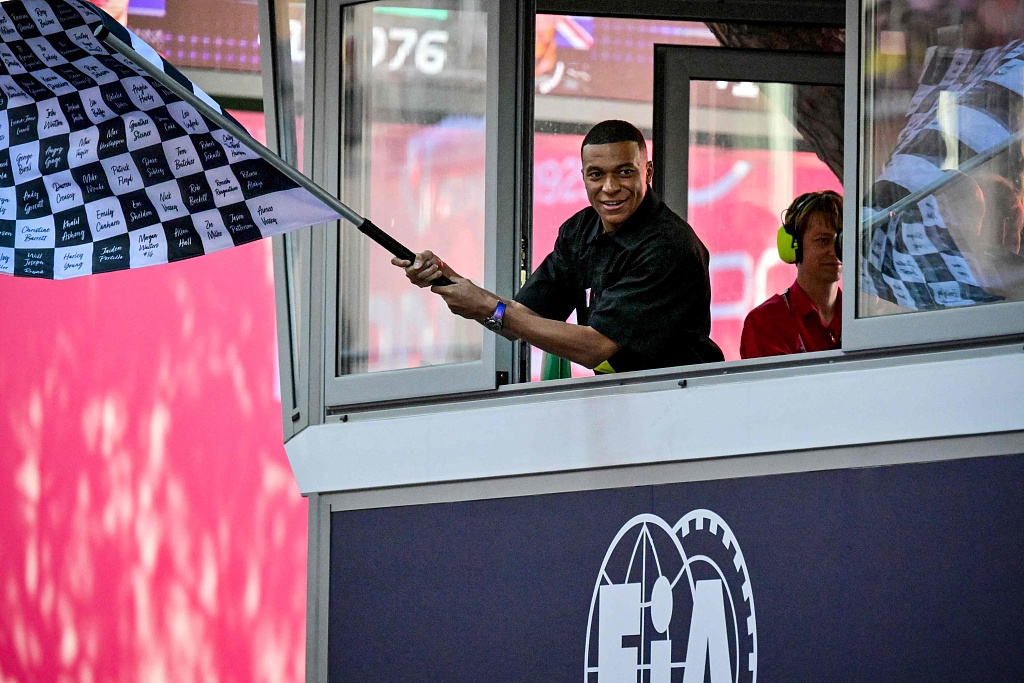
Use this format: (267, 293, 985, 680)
(776, 191, 843, 264)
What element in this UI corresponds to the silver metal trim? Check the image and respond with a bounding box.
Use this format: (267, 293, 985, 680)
(841, 0, 860, 362)
(305, 0, 334, 429)
(305, 492, 330, 683)
(319, 431, 1024, 510)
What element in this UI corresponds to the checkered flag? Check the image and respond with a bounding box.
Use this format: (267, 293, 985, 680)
(862, 41, 1024, 310)
(0, 0, 343, 279)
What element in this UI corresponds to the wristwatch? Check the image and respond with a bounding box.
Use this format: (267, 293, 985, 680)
(484, 301, 506, 331)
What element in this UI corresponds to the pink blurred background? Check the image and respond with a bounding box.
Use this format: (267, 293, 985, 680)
(2, 0, 307, 677)
(0, 102, 308, 680)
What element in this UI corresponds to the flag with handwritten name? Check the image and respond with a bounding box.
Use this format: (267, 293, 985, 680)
(0, 0, 340, 279)
(862, 41, 1023, 310)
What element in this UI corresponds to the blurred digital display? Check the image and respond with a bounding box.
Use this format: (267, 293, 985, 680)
(536, 15, 719, 101)
(127, 0, 165, 17)
(125, 0, 261, 73)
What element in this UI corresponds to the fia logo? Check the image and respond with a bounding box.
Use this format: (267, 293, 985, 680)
(585, 511, 757, 683)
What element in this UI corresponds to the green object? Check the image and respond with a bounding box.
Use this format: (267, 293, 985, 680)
(541, 352, 572, 381)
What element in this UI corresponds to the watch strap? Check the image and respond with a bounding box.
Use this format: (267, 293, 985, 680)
(485, 301, 506, 331)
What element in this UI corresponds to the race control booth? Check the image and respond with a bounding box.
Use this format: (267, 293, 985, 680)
(255, 0, 1024, 679)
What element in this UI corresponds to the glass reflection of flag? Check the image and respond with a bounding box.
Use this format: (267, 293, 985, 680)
(555, 16, 594, 50)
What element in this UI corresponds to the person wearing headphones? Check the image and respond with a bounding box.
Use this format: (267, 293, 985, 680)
(394, 119, 723, 374)
(740, 190, 843, 359)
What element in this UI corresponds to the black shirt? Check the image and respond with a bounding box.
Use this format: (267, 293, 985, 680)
(516, 190, 724, 372)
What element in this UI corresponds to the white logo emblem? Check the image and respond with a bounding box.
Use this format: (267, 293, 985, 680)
(585, 511, 757, 683)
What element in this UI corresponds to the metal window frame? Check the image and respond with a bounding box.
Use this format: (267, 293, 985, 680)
(841, 0, 1024, 352)
(652, 45, 845, 221)
(317, 0, 523, 410)
(260, 0, 314, 441)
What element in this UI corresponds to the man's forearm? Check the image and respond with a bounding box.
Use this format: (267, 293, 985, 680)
(403, 257, 619, 369)
(500, 300, 618, 369)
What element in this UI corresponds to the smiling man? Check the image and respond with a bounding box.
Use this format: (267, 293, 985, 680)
(740, 190, 843, 359)
(394, 119, 723, 374)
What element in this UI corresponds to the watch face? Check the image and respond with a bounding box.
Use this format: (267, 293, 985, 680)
(484, 318, 501, 332)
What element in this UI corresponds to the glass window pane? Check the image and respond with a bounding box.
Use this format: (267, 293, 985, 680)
(337, 1, 486, 376)
(533, 16, 720, 270)
(860, 0, 1024, 317)
(688, 80, 843, 360)
(283, 233, 302, 407)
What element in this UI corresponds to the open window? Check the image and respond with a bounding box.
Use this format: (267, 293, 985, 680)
(653, 45, 845, 359)
(530, 14, 845, 371)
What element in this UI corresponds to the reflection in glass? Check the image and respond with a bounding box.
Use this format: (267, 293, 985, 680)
(860, 0, 1024, 315)
(337, 1, 486, 375)
(121, 0, 262, 73)
(290, 1, 306, 171)
(689, 80, 843, 360)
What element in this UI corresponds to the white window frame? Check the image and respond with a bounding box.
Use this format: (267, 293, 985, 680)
(261, 0, 314, 441)
(842, 0, 1024, 351)
(313, 0, 521, 410)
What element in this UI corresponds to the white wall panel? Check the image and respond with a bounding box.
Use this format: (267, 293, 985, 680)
(287, 347, 1024, 494)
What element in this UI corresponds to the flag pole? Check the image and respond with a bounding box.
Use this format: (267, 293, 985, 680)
(94, 24, 453, 285)
(868, 128, 1024, 231)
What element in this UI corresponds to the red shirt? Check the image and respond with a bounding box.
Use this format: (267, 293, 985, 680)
(740, 281, 842, 359)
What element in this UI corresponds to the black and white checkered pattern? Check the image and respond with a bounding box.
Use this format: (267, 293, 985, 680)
(861, 42, 1024, 310)
(0, 0, 339, 279)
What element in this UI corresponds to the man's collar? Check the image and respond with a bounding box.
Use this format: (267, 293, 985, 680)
(585, 188, 661, 246)
(789, 280, 843, 321)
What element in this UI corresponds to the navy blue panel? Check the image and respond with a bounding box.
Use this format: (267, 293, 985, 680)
(328, 454, 1024, 683)
(330, 486, 652, 682)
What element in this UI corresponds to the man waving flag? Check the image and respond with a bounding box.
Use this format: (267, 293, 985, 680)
(0, 0, 351, 279)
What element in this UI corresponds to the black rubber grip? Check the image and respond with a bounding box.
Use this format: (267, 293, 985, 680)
(357, 218, 453, 286)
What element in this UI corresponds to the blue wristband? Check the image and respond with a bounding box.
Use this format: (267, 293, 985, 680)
(485, 301, 506, 331)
